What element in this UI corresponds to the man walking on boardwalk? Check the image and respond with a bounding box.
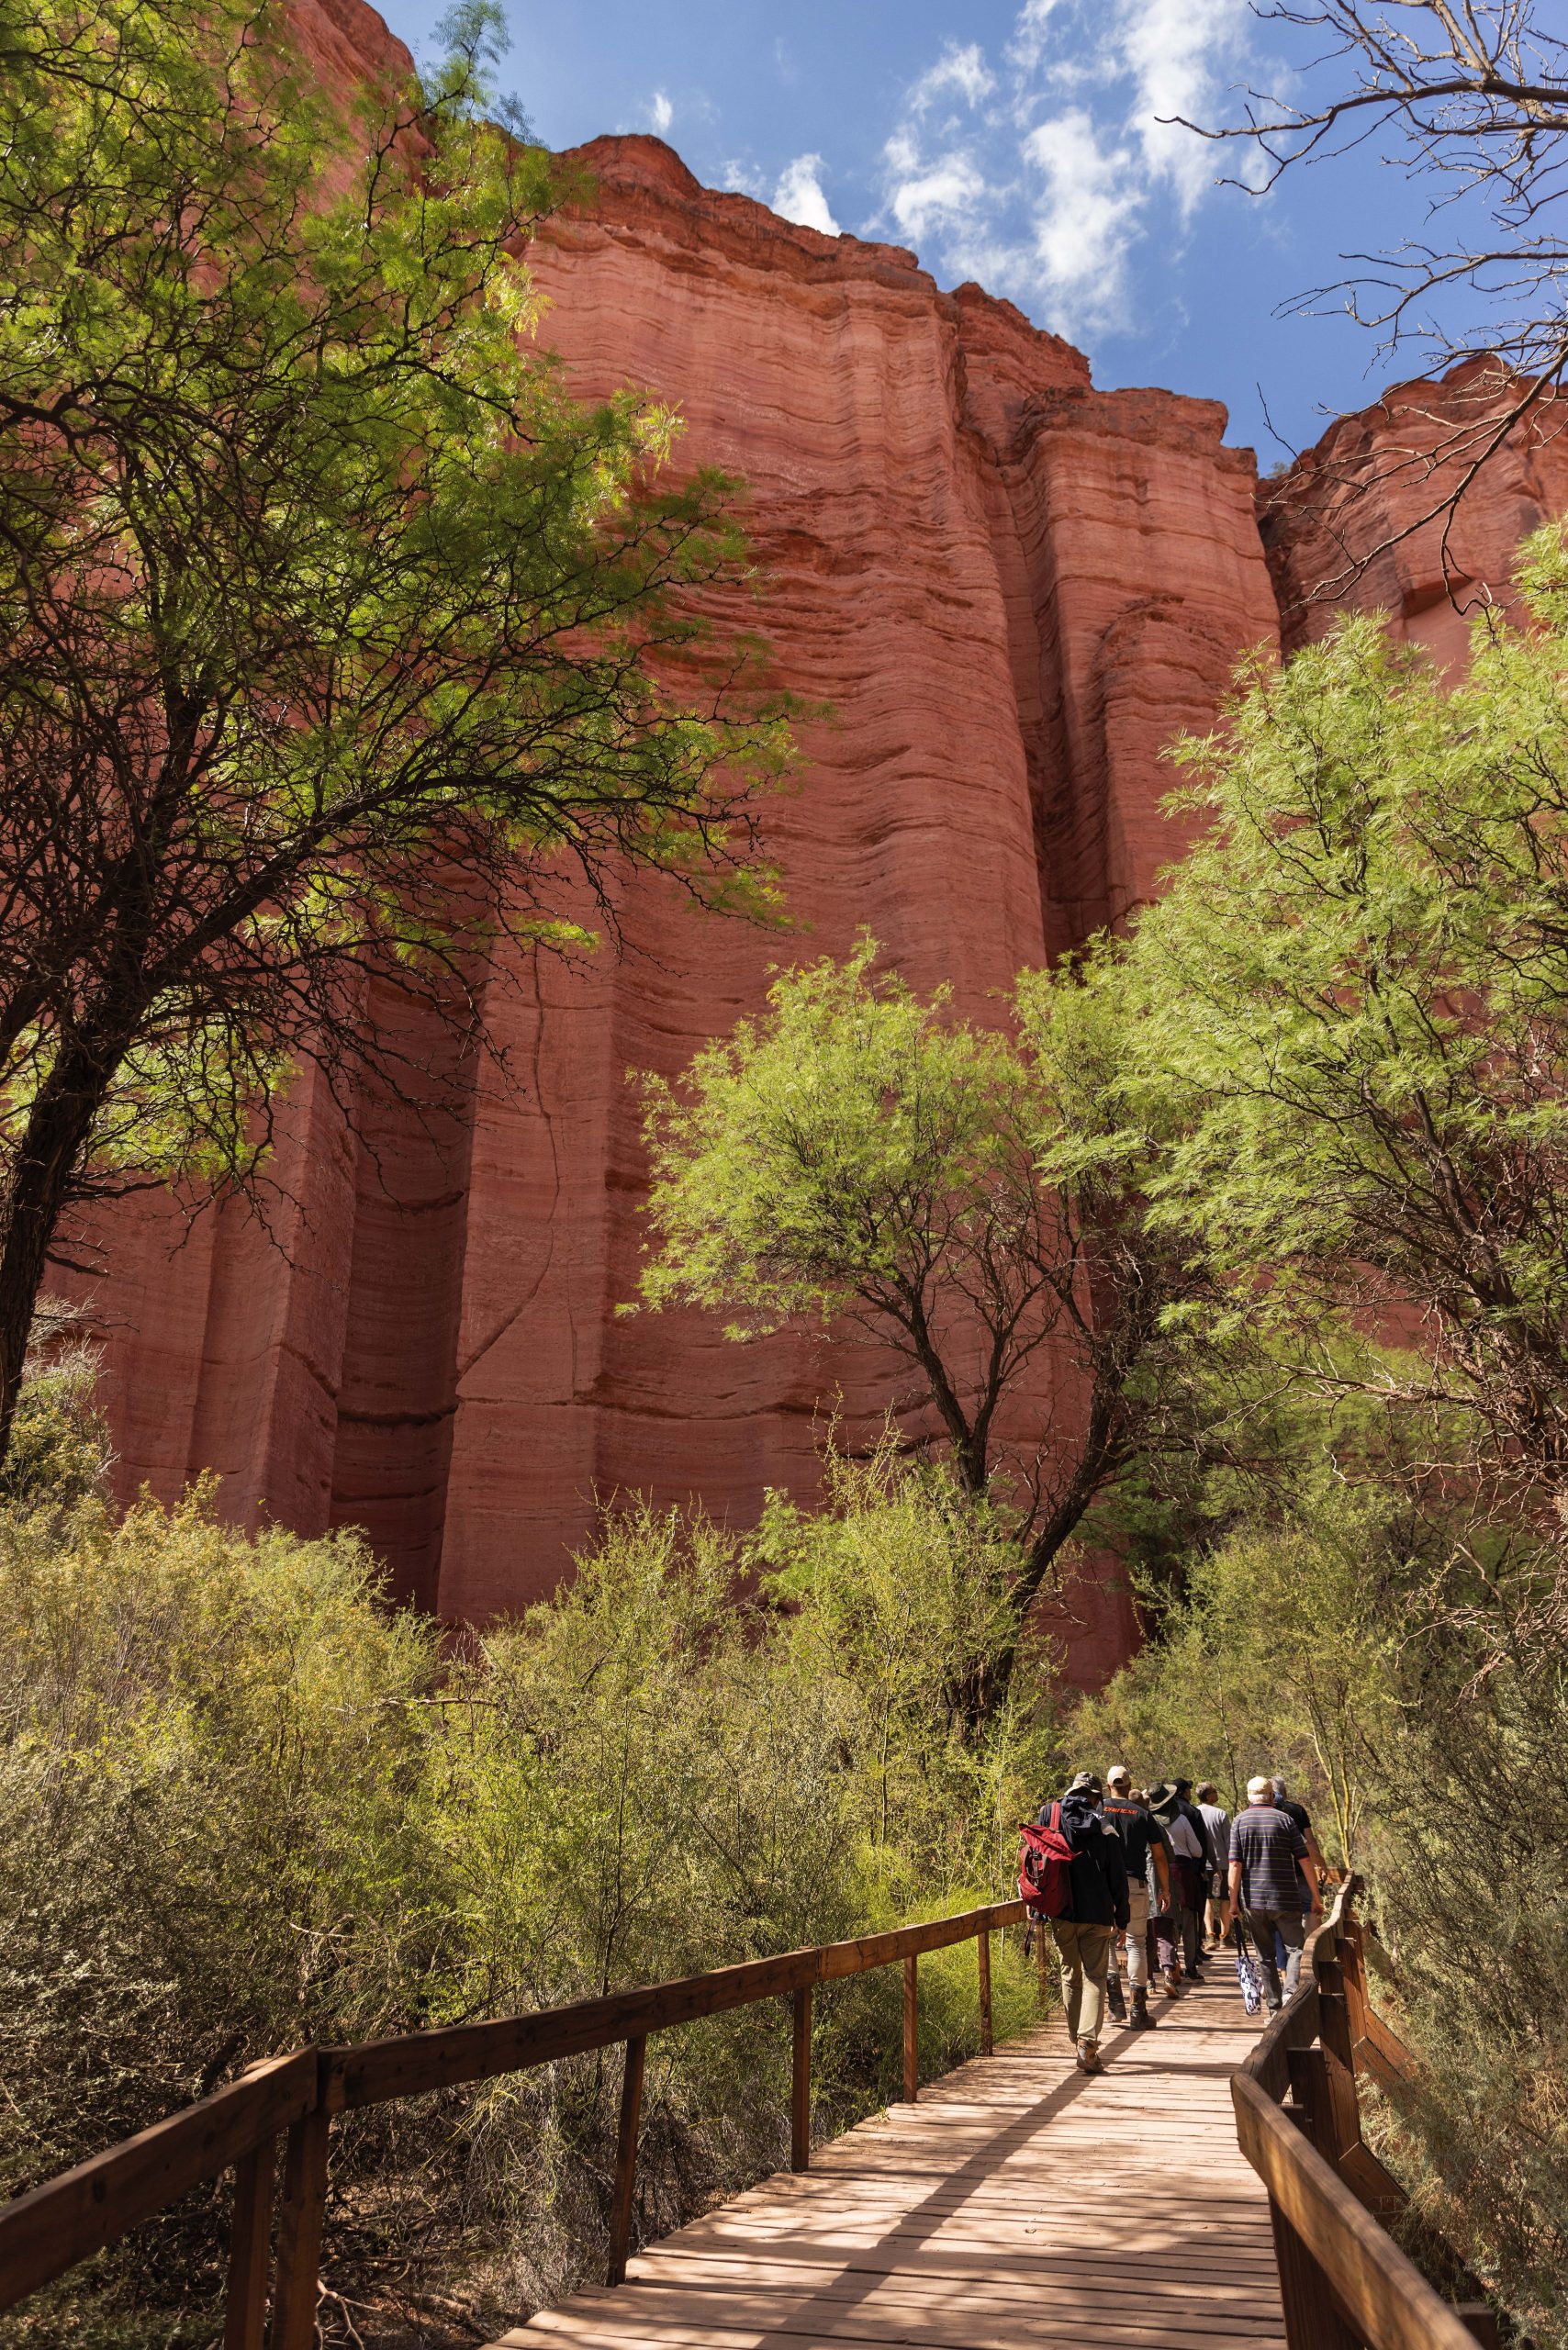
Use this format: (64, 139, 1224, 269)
(1043, 1772, 1130, 2075)
(1103, 1766, 1170, 2031)
(1228, 1775, 1323, 2012)
(1196, 1783, 1232, 1946)
(1148, 1782, 1209, 1981)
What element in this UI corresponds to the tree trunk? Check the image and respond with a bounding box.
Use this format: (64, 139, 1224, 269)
(985, 1373, 1130, 1702)
(0, 1038, 126, 1468)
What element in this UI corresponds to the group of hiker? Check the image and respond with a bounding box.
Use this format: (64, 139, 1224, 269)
(1020, 1767, 1332, 2075)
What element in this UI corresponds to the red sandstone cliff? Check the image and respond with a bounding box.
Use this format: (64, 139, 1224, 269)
(63, 3, 1564, 1683)
(1261, 357, 1568, 663)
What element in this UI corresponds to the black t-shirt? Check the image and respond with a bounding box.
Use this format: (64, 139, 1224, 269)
(1102, 1796, 1157, 1882)
(1279, 1798, 1313, 1888)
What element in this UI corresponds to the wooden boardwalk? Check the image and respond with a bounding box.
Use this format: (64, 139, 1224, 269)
(495, 1971, 1284, 2350)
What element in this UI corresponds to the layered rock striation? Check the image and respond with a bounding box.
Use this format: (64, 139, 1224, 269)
(1262, 357, 1568, 664)
(56, 11, 1561, 1678)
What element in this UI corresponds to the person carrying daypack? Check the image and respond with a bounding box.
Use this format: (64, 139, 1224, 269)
(1102, 1765, 1170, 2031)
(1032, 1771, 1130, 2075)
(1148, 1781, 1208, 1982)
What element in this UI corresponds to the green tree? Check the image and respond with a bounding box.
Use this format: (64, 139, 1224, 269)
(637, 937, 1207, 1643)
(1117, 529, 1568, 1628)
(0, 0, 790, 1462)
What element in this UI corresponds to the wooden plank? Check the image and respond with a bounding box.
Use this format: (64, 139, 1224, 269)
(1242, 1986, 1323, 2102)
(790, 1987, 812, 2175)
(606, 2036, 645, 2288)
(629, 2249, 1289, 2308)
(268, 2106, 329, 2350)
(335, 1905, 1025, 2109)
(487, 1975, 1290, 2350)
(1232, 2072, 1479, 2350)
(0, 2050, 316, 2313)
(222, 2139, 275, 2350)
(525, 2297, 1284, 2350)
(1356, 2004, 1415, 2091)
(1269, 2196, 1361, 2350)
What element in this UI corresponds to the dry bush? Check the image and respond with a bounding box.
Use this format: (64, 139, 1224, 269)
(0, 1442, 1044, 2347)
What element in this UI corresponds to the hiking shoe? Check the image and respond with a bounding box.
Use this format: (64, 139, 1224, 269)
(1076, 2040, 1102, 2074)
(1163, 1966, 1182, 1995)
(1105, 1976, 1126, 2022)
(1128, 1988, 1156, 2029)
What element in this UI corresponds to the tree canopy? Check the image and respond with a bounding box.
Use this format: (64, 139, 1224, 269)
(1117, 524, 1568, 1594)
(636, 935, 1209, 1636)
(0, 0, 790, 1460)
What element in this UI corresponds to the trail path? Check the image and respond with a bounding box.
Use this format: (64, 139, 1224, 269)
(489, 1973, 1284, 2350)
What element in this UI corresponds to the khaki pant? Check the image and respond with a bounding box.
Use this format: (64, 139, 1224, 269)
(1050, 1920, 1114, 2046)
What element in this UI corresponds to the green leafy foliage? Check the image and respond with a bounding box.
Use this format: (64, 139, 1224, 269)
(1059, 550, 1568, 2344)
(0, 1454, 1045, 2346)
(637, 937, 1212, 1635)
(1115, 535, 1568, 1577)
(0, 0, 793, 1459)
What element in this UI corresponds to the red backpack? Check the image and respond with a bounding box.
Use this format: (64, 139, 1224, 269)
(1018, 1805, 1074, 1919)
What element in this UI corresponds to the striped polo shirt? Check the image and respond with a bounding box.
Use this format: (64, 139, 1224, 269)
(1228, 1803, 1309, 1911)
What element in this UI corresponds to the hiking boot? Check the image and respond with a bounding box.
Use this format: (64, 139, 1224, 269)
(1076, 2040, 1102, 2074)
(1128, 1986, 1156, 2029)
(1105, 1974, 1126, 2022)
(1163, 1965, 1182, 1996)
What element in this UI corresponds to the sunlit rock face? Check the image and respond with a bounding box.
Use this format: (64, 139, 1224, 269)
(78, 2, 1557, 1685)
(1260, 357, 1568, 667)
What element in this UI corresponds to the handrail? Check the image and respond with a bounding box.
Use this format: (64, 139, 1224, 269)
(0, 1895, 1029, 2344)
(1230, 1877, 1498, 2350)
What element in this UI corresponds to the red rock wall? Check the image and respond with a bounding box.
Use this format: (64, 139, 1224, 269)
(1261, 358, 1568, 664)
(50, 18, 1294, 1684)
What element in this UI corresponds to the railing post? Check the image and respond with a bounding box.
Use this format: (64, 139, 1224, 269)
(977, 1928, 992, 2057)
(790, 1986, 812, 2173)
(902, 1955, 918, 2102)
(1267, 2196, 1361, 2350)
(223, 2140, 275, 2350)
(268, 2108, 329, 2350)
(607, 2034, 645, 2287)
(1036, 1919, 1050, 2009)
(1316, 1965, 1356, 2074)
(1287, 2045, 1361, 2170)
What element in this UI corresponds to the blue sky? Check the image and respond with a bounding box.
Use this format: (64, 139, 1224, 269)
(375, 0, 1490, 466)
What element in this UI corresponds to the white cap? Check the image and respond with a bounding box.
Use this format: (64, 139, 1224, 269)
(1106, 1762, 1131, 1788)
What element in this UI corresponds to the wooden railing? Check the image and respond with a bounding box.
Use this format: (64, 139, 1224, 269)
(0, 1897, 1030, 2347)
(1232, 1879, 1500, 2350)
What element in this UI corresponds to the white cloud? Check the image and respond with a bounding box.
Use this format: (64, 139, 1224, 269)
(909, 40, 996, 113)
(1006, 0, 1067, 75)
(869, 0, 1250, 344)
(648, 89, 673, 136)
(1117, 0, 1249, 214)
(773, 153, 840, 236)
(884, 142, 991, 243)
(1023, 110, 1143, 328)
(721, 159, 767, 200)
